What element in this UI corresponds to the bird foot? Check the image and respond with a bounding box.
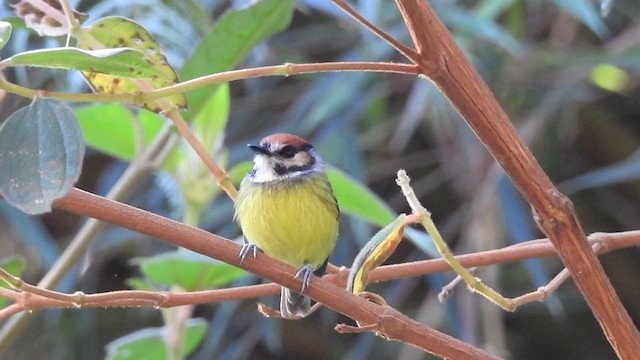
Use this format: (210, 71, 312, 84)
(239, 243, 259, 263)
(294, 264, 314, 293)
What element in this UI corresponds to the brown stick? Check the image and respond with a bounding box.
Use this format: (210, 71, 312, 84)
(52, 188, 497, 359)
(393, 0, 640, 357)
(3, 231, 640, 313)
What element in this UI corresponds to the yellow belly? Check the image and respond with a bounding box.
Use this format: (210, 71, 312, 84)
(235, 174, 339, 270)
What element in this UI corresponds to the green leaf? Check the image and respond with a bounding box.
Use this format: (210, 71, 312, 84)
(551, 0, 609, 38)
(327, 166, 396, 227)
(124, 277, 154, 292)
(0, 98, 85, 214)
(76, 16, 187, 113)
(0, 256, 25, 309)
(160, 84, 230, 213)
(75, 104, 166, 161)
(180, 0, 295, 115)
(136, 250, 245, 291)
(0, 21, 11, 51)
(590, 64, 629, 93)
(160, 86, 230, 218)
(228, 161, 253, 186)
(0, 256, 25, 288)
(105, 318, 207, 360)
(192, 84, 230, 152)
(5, 47, 162, 77)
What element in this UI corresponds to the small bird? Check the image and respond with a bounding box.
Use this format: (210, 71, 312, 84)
(234, 133, 339, 319)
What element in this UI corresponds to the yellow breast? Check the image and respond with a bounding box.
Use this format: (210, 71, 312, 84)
(234, 173, 339, 270)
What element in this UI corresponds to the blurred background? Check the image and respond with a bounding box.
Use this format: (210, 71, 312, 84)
(2, 0, 640, 359)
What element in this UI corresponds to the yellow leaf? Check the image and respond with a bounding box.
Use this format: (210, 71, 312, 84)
(77, 17, 187, 112)
(347, 214, 407, 294)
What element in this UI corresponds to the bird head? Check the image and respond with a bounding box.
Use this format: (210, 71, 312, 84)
(246, 133, 324, 183)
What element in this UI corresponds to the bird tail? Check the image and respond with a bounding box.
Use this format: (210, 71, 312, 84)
(280, 287, 311, 319)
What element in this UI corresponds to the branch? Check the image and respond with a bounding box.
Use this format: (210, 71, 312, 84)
(42, 188, 496, 359)
(388, 0, 640, 357)
(5, 185, 640, 357)
(3, 231, 639, 315)
(0, 62, 419, 105)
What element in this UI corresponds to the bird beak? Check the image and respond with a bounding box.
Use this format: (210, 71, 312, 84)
(248, 144, 272, 156)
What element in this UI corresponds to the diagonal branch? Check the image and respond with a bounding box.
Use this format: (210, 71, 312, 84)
(388, 0, 640, 358)
(47, 188, 497, 359)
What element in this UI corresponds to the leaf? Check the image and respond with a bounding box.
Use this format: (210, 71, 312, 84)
(135, 250, 245, 291)
(76, 16, 187, 113)
(6, 47, 161, 78)
(347, 215, 407, 294)
(0, 256, 25, 288)
(160, 84, 230, 211)
(0, 21, 11, 50)
(180, 0, 295, 115)
(75, 104, 165, 161)
(551, 0, 609, 38)
(0, 256, 26, 309)
(124, 277, 154, 292)
(227, 161, 253, 186)
(192, 84, 230, 152)
(105, 318, 207, 360)
(327, 166, 396, 227)
(590, 64, 629, 93)
(0, 98, 85, 214)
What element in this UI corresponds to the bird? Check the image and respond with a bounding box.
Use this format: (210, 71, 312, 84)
(234, 133, 339, 319)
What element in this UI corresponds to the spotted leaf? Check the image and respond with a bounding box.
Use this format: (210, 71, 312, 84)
(76, 17, 187, 112)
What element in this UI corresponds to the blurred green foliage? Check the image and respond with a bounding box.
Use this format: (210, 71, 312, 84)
(1, 0, 640, 359)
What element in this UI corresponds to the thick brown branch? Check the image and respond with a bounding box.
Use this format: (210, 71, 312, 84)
(393, 0, 640, 357)
(50, 188, 496, 360)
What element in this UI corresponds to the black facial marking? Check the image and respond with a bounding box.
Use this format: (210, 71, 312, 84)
(270, 143, 318, 176)
(278, 145, 296, 158)
(273, 163, 288, 176)
(273, 163, 314, 176)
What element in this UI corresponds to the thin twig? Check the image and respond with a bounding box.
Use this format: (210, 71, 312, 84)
(332, 0, 419, 63)
(1, 230, 638, 319)
(0, 62, 419, 104)
(396, 170, 516, 311)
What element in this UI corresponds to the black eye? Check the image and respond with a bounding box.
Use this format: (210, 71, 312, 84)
(278, 145, 296, 158)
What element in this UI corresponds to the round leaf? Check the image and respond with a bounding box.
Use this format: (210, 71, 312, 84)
(0, 98, 85, 214)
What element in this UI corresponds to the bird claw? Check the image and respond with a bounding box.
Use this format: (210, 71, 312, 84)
(239, 243, 258, 263)
(294, 264, 314, 293)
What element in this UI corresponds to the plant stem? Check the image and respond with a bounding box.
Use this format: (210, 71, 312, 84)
(396, 170, 516, 311)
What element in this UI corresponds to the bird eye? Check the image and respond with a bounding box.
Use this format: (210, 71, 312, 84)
(278, 145, 296, 158)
